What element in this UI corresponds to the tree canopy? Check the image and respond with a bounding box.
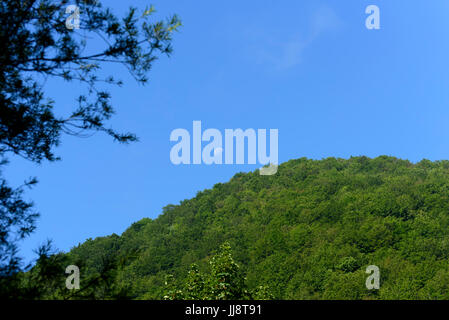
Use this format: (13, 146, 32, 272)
(27, 156, 449, 300)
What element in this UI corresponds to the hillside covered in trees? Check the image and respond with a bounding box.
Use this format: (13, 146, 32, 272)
(23, 156, 449, 299)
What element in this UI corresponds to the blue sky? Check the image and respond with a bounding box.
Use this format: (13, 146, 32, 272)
(7, 0, 449, 263)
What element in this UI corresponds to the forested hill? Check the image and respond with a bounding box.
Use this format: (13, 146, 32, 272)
(66, 156, 449, 299)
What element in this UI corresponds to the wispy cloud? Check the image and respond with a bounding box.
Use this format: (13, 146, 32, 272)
(248, 6, 341, 71)
(310, 5, 341, 37)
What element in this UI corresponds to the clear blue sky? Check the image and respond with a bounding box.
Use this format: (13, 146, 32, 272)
(6, 0, 449, 264)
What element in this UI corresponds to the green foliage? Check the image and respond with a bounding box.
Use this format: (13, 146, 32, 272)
(208, 242, 247, 299)
(1, 239, 134, 299)
(184, 264, 206, 299)
(163, 242, 273, 300)
(14, 156, 449, 299)
(336, 257, 359, 273)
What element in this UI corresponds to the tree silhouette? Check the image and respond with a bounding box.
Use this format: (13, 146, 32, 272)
(0, 0, 180, 291)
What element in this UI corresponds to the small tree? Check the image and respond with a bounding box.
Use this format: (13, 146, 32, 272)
(208, 242, 246, 299)
(183, 264, 206, 299)
(164, 242, 273, 300)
